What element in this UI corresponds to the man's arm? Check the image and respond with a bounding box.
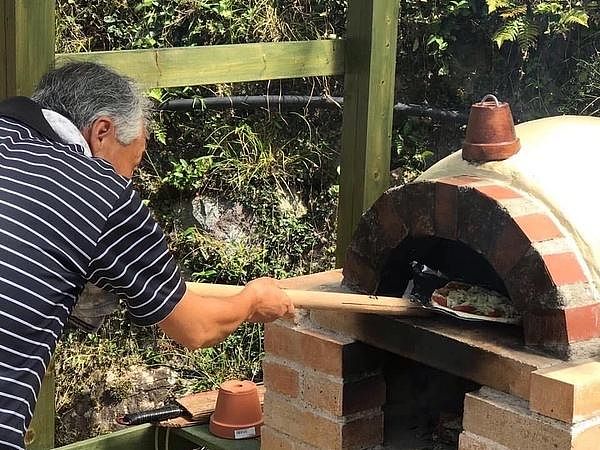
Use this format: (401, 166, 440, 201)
(159, 277, 293, 349)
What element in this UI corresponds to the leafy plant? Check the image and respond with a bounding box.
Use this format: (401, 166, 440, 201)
(487, 0, 590, 54)
(163, 156, 213, 191)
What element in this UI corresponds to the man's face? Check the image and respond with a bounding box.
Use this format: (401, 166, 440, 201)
(84, 117, 147, 178)
(106, 130, 147, 178)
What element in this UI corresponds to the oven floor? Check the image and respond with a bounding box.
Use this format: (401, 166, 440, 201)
(383, 417, 459, 449)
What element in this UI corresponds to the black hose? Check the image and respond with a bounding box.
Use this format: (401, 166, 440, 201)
(116, 403, 186, 426)
(159, 95, 342, 112)
(157, 95, 469, 123)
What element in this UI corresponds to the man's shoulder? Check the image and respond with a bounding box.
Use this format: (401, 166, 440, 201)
(0, 114, 130, 208)
(0, 96, 64, 142)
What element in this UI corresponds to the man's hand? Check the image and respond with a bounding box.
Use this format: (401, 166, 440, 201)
(242, 277, 294, 323)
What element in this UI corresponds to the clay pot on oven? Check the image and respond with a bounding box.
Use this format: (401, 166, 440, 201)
(209, 380, 263, 439)
(462, 94, 521, 162)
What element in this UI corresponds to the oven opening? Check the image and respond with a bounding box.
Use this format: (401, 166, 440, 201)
(377, 237, 510, 301)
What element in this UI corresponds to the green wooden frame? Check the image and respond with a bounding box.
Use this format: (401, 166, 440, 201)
(0, 0, 54, 99)
(0, 0, 399, 448)
(0, 3, 56, 448)
(57, 40, 344, 88)
(336, 0, 399, 263)
(53, 425, 259, 450)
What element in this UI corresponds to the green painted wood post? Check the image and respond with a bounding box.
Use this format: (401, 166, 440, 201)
(1, 2, 56, 448)
(26, 361, 55, 449)
(335, 0, 399, 265)
(0, 0, 55, 99)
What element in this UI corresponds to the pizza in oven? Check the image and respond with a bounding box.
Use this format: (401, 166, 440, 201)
(431, 281, 519, 320)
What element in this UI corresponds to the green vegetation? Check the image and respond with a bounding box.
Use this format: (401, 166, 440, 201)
(53, 0, 600, 444)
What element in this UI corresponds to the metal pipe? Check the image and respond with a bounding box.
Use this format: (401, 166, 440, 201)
(157, 95, 469, 123)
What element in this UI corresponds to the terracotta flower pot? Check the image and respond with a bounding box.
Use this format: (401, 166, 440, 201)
(462, 94, 521, 162)
(209, 380, 263, 439)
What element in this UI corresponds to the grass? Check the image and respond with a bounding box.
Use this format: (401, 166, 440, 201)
(53, 83, 341, 444)
(54, 317, 267, 445)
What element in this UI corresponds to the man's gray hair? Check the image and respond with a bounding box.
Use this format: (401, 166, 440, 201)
(32, 61, 150, 144)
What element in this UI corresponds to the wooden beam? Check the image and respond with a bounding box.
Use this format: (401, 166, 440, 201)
(0, 0, 55, 99)
(335, 0, 399, 265)
(56, 40, 345, 89)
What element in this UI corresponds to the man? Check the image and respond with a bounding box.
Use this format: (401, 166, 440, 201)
(0, 61, 293, 449)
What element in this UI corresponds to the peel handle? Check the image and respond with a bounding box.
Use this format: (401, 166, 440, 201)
(186, 282, 428, 316)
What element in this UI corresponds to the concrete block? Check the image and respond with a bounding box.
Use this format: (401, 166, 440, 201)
(265, 322, 383, 377)
(463, 387, 600, 450)
(458, 431, 510, 450)
(302, 373, 386, 416)
(263, 391, 383, 450)
(530, 359, 600, 423)
(261, 425, 319, 450)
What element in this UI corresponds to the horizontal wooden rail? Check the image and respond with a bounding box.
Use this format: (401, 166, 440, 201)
(56, 40, 345, 89)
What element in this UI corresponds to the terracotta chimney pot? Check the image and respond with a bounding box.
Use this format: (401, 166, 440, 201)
(462, 94, 521, 162)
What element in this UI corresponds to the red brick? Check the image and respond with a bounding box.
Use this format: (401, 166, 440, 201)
(299, 328, 383, 377)
(487, 218, 530, 276)
(457, 187, 509, 256)
(565, 304, 600, 342)
(265, 324, 383, 377)
(302, 373, 386, 416)
(438, 176, 482, 186)
(261, 425, 295, 450)
(543, 253, 588, 285)
(261, 425, 318, 450)
(524, 309, 568, 347)
(263, 359, 300, 398)
(341, 248, 380, 294)
(341, 411, 384, 449)
(524, 304, 600, 347)
(263, 392, 384, 449)
(264, 323, 302, 361)
(403, 182, 436, 237)
(475, 184, 521, 200)
(504, 248, 556, 311)
(435, 181, 458, 239)
(346, 209, 391, 272)
(514, 213, 563, 242)
(298, 328, 350, 376)
(372, 191, 409, 248)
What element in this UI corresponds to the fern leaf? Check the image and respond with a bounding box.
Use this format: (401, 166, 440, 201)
(499, 4, 527, 19)
(559, 9, 589, 28)
(516, 19, 539, 51)
(493, 19, 521, 47)
(534, 2, 562, 15)
(487, 0, 512, 13)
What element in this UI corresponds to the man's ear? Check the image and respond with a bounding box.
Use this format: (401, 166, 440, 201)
(85, 117, 116, 157)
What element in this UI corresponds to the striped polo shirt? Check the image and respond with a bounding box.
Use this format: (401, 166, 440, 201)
(0, 98, 185, 449)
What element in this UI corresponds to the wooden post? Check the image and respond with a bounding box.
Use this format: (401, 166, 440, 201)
(1, 2, 57, 448)
(0, 0, 55, 99)
(25, 361, 55, 449)
(336, 0, 399, 265)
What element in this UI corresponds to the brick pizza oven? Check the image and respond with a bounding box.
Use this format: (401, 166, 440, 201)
(262, 115, 600, 449)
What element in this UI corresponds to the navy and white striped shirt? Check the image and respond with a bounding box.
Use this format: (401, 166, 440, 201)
(0, 99, 185, 449)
